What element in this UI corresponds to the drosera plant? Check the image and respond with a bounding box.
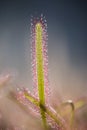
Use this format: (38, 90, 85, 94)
(9, 14, 87, 130)
(32, 18, 48, 129)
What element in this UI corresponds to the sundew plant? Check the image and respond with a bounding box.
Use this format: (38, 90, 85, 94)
(0, 15, 87, 130)
(14, 15, 87, 130)
(15, 15, 86, 130)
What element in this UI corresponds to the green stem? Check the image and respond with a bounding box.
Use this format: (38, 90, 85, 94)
(61, 100, 75, 129)
(35, 23, 47, 129)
